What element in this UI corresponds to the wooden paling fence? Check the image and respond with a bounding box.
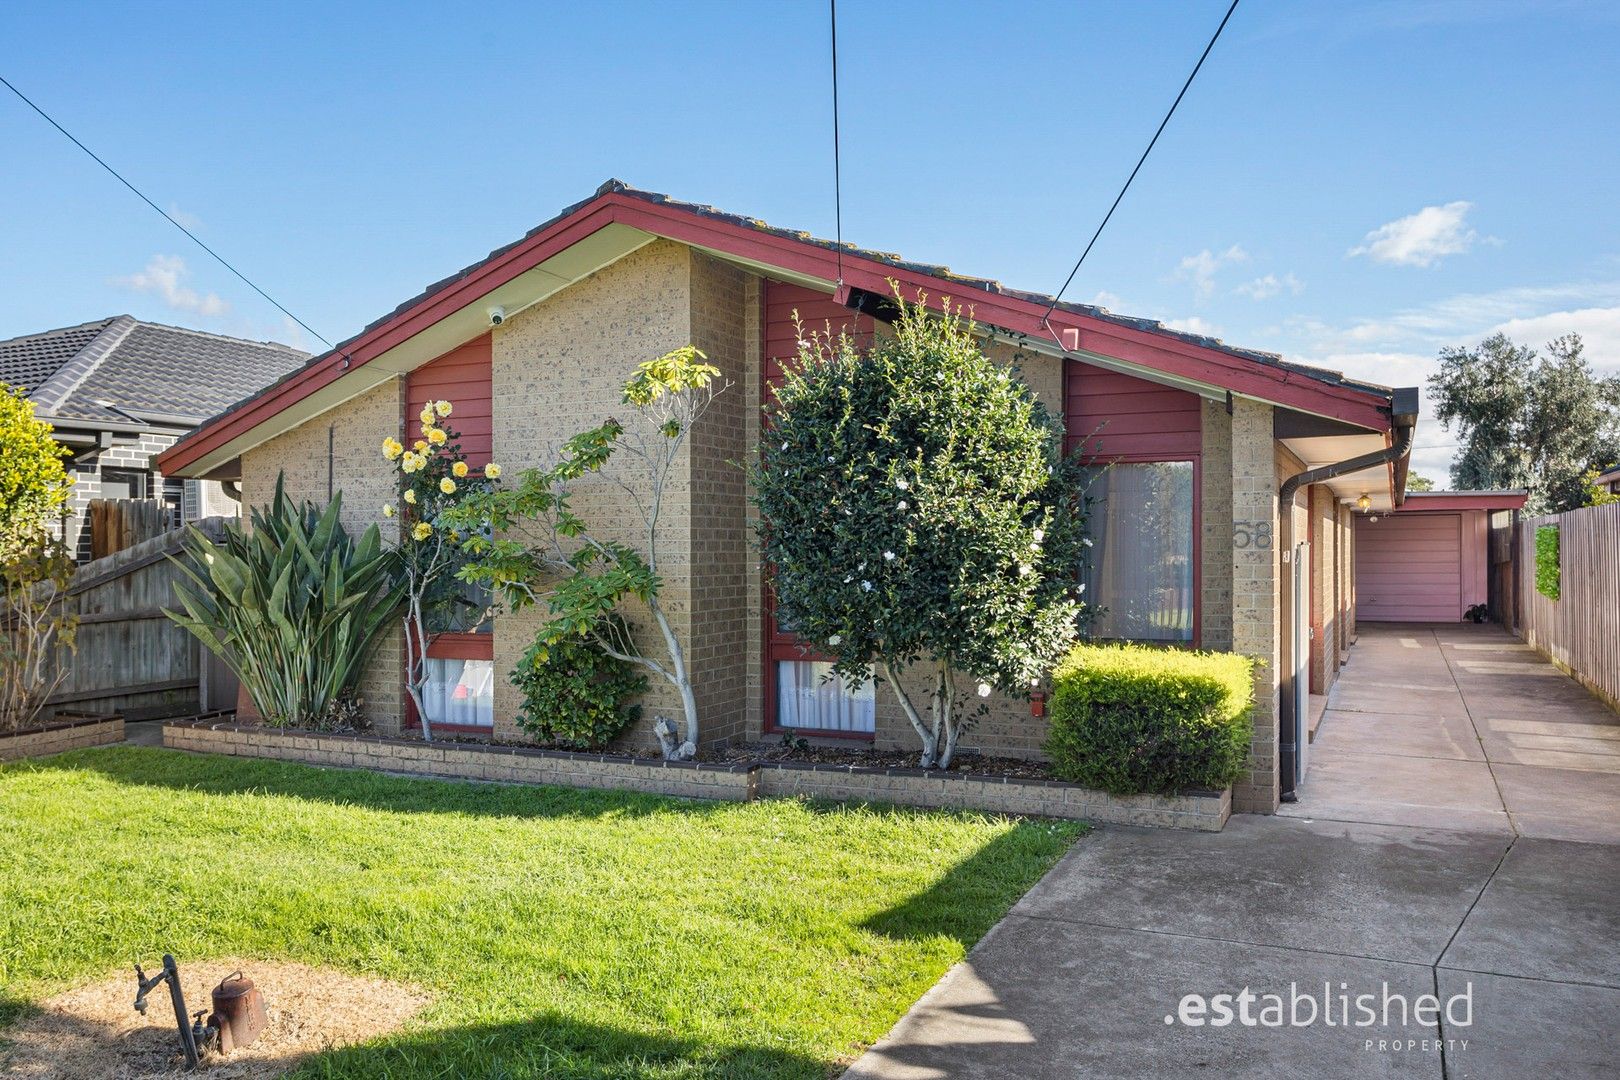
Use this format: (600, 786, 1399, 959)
(87, 498, 174, 561)
(41, 517, 237, 721)
(1517, 502, 1620, 709)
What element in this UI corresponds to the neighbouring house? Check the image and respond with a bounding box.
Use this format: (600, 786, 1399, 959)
(1355, 490, 1529, 624)
(0, 316, 307, 560)
(1595, 465, 1620, 496)
(156, 179, 1428, 813)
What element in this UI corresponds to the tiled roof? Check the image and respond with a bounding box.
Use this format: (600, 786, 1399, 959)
(0, 317, 118, 394)
(0, 316, 307, 428)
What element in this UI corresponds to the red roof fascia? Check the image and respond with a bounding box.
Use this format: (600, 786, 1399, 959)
(158, 190, 1395, 474)
(1396, 492, 1529, 512)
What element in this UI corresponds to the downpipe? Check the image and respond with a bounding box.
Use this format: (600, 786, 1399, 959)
(1277, 420, 1416, 803)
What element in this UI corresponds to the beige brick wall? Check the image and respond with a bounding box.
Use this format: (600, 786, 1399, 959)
(489, 239, 695, 751)
(239, 377, 408, 729)
(1231, 398, 1280, 813)
(687, 252, 754, 746)
(1200, 400, 1235, 652)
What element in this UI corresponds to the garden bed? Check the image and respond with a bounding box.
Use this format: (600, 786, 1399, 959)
(163, 717, 1230, 830)
(0, 711, 123, 762)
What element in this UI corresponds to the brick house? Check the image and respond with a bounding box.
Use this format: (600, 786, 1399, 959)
(156, 181, 1421, 813)
(0, 316, 306, 560)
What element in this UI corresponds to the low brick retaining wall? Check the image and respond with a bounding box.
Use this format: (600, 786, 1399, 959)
(163, 718, 1230, 831)
(164, 718, 755, 802)
(0, 712, 124, 762)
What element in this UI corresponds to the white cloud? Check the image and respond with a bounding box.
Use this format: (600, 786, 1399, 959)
(1489, 306, 1620, 362)
(167, 204, 203, 230)
(1090, 289, 1125, 311)
(1348, 201, 1482, 267)
(114, 255, 229, 317)
(1234, 272, 1304, 300)
(1163, 315, 1221, 337)
(1174, 244, 1248, 300)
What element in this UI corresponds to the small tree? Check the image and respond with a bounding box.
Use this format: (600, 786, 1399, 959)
(0, 528, 78, 732)
(0, 383, 72, 560)
(447, 347, 724, 760)
(1406, 472, 1436, 493)
(752, 292, 1089, 768)
(384, 400, 502, 740)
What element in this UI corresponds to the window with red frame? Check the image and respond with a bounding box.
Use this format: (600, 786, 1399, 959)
(407, 335, 495, 730)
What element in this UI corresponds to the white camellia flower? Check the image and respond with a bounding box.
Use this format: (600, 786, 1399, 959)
(1032, 527, 1044, 544)
(828, 634, 842, 646)
(1078, 583, 1087, 593)
(861, 580, 873, 592)
(1018, 563, 1032, 576)
(883, 550, 896, 562)
(897, 500, 908, 511)
(895, 477, 909, 490)
(977, 683, 992, 698)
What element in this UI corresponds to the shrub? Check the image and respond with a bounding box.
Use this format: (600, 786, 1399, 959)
(164, 475, 404, 728)
(1535, 525, 1560, 600)
(511, 619, 647, 750)
(1043, 642, 1255, 795)
(0, 530, 78, 732)
(0, 383, 71, 561)
(750, 289, 1090, 768)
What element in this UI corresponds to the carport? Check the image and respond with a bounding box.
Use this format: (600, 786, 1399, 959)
(1355, 490, 1527, 622)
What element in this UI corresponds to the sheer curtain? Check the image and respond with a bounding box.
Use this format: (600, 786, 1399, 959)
(1082, 461, 1195, 642)
(777, 660, 875, 733)
(423, 658, 495, 726)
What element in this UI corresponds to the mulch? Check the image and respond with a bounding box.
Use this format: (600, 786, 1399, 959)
(1, 959, 430, 1079)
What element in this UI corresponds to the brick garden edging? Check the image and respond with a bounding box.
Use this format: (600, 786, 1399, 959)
(0, 712, 124, 762)
(162, 717, 1231, 831)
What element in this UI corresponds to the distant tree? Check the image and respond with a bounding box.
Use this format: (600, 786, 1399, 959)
(1406, 473, 1436, 492)
(1428, 333, 1620, 514)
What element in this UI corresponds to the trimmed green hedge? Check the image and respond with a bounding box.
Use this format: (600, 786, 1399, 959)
(1043, 643, 1256, 795)
(1535, 525, 1561, 601)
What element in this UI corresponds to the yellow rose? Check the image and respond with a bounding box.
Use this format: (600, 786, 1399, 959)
(413, 439, 428, 453)
(403, 489, 417, 505)
(439, 477, 457, 494)
(428, 428, 447, 445)
(452, 461, 469, 478)
(382, 437, 403, 460)
(412, 522, 432, 541)
(435, 400, 452, 417)
(401, 453, 422, 474)
(383, 503, 396, 518)
(419, 408, 435, 426)
(484, 462, 502, 480)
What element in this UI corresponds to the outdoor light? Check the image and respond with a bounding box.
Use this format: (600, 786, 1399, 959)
(1357, 493, 1372, 511)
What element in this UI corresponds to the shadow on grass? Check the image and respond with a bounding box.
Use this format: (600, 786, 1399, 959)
(292, 1012, 830, 1080)
(860, 822, 1083, 946)
(6, 746, 735, 824)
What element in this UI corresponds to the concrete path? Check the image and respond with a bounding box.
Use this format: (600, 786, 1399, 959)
(1286, 622, 1620, 844)
(842, 626, 1620, 1078)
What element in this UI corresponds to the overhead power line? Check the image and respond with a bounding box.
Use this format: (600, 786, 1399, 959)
(0, 72, 335, 349)
(829, 0, 844, 287)
(1044, 0, 1241, 324)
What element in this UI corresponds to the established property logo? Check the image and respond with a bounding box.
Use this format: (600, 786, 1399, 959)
(1164, 981, 1472, 1051)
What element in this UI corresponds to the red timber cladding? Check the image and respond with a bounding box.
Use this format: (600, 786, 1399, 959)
(406, 334, 493, 466)
(761, 281, 875, 735)
(1065, 361, 1202, 460)
(405, 334, 494, 698)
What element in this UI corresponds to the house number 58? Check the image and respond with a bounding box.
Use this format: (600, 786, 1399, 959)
(1233, 521, 1272, 549)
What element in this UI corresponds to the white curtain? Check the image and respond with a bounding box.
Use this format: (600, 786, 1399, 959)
(777, 661, 875, 733)
(1083, 462, 1195, 642)
(423, 658, 495, 726)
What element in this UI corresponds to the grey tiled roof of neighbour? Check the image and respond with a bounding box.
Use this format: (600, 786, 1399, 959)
(0, 316, 307, 427)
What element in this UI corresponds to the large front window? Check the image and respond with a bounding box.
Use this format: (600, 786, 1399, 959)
(776, 660, 875, 733)
(1081, 460, 1195, 643)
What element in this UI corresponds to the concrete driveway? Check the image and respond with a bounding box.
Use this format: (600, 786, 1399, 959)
(842, 626, 1620, 1079)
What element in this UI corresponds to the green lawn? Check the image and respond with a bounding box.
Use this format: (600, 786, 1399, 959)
(0, 747, 1081, 1078)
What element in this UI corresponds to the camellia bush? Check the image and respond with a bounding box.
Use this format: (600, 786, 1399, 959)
(751, 290, 1090, 769)
(382, 399, 502, 740)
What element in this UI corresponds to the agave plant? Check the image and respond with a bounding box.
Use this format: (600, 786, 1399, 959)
(164, 474, 405, 728)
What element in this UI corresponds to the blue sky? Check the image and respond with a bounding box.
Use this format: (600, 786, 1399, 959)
(3, 0, 1617, 482)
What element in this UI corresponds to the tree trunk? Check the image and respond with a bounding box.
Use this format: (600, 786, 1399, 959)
(935, 663, 961, 770)
(883, 659, 938, 768)
(649, 600, 698, 760)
